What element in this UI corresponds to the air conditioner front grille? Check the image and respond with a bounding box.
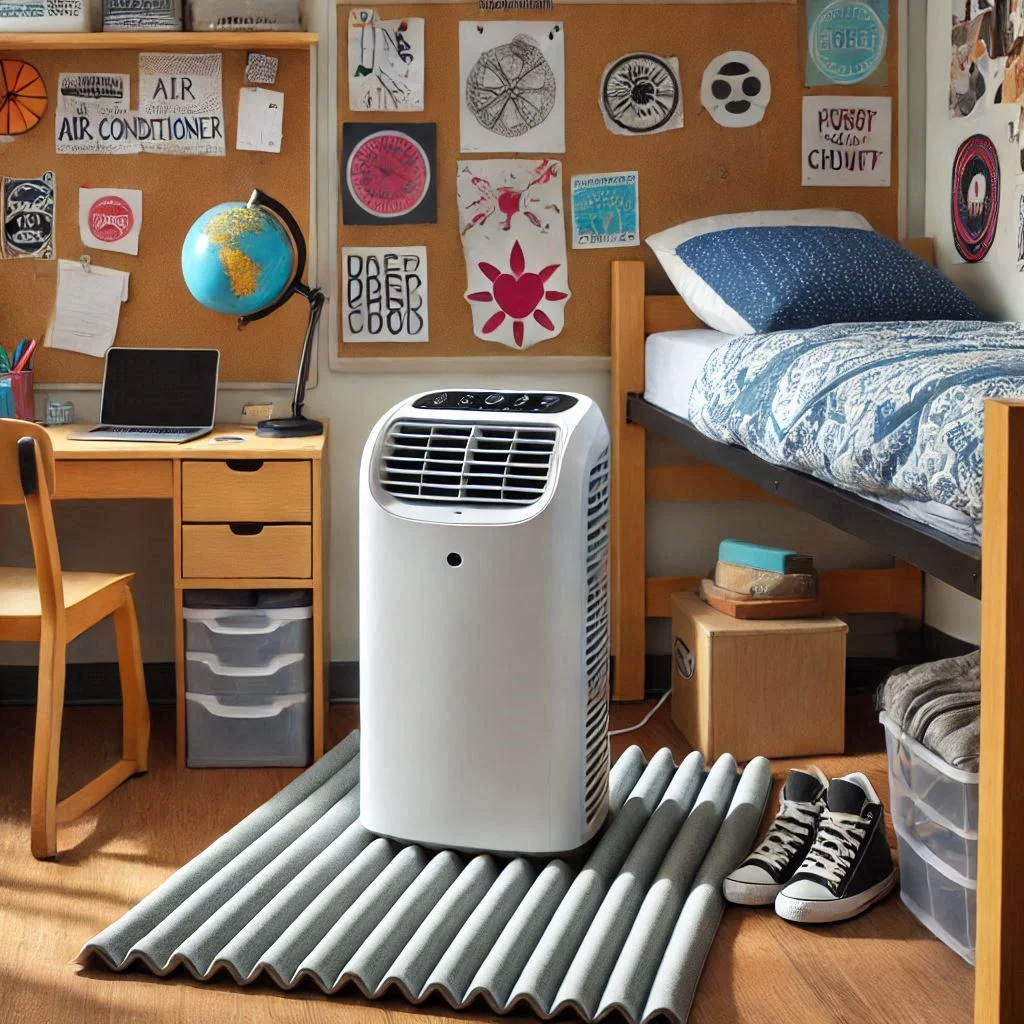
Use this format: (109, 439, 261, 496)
(584, 449, 611, 826)
(379, 420, 559, 506)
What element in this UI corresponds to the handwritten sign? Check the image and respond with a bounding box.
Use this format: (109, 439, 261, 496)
(801, 96, 890, 187)
(137, 52, 225, 156)
(342, 246, 429, 343)
(570, 172, 639, 249)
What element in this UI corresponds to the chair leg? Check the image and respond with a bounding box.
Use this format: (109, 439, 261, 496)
(114, 587, 150, 774)
(30, 629, 67, 860)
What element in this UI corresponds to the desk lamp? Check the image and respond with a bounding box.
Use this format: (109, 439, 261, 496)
(182, 189, 324, 438)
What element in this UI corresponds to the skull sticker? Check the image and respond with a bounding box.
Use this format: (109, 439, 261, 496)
(700, 51, 771, 128)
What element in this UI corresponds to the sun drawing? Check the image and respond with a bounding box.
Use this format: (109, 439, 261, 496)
(467, 240, 568, 348)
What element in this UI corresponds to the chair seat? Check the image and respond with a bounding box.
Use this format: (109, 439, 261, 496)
(0, 567, 135, 642)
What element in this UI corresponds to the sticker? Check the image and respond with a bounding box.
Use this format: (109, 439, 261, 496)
(342, 122, 436, 225)
(806, 0, 888, 86)
(460, 22, 565, 153)
(951, 134, 1000, 263)
(348, 8, 424, 112)
(570, 172, 639, 249)
(701, 52, 771, 128)
(801, 96, 891, 187)
(342, 246, 428, 343)
(79, 187, 142, 255)
(599, 53, 682, 135)
(245, 52, 279, 85)
(2, 171, 54, 260)
(457, 158, 570, 350)
(0, 59, 47, 136)
(137, 52, 225, 156)
(674, 637, 695, 680)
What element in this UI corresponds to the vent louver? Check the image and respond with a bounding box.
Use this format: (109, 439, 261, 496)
(584, 448, 611, 826)
(378, 420, 559, 507)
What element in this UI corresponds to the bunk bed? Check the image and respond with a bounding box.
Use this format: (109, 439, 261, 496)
(608, 247, 1022, 1024)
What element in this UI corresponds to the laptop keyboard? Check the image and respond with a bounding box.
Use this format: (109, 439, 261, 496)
(102, 426, 196, 434)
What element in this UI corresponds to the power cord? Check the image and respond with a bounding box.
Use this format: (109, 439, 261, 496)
(608, 690, 671, 737)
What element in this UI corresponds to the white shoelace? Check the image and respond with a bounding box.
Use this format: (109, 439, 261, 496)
(800, 810, 869, 887)
(749, 798, 821, 872)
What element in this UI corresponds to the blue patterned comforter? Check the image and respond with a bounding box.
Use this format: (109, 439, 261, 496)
(688, 320, 1024, 524)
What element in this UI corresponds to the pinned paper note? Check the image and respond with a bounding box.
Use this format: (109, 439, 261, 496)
(348, 9, 425, 112)
(236, 87, 283, 153)
(137, 52, 225, 156)
(47, 259, 129, 358)
(55, 73, 136, 155)
(79, 187, 142, 255)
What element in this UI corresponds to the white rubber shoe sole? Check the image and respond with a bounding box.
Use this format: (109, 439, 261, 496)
(774, 869, 898, 924)
(722, 878, 785, 906)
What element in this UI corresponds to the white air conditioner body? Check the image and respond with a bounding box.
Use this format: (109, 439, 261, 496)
(359, 390, 611, 855)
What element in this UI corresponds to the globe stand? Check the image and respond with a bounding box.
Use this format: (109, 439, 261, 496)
(233, 189, 324, 439)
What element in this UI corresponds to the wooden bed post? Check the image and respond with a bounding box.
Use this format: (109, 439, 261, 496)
(976, 399, 1024, 1024)
(610, 261, 647, 701)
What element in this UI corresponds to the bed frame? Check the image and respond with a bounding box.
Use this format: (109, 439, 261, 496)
(609, 247, 1022, 1023)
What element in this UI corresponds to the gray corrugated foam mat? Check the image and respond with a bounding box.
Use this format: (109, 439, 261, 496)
(78, 730, 772, 1024)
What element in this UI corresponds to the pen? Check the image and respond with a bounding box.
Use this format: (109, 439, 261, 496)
(13, 338, 36, 372)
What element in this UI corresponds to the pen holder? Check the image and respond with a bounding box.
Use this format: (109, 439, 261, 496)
(0, 370, 34, 421)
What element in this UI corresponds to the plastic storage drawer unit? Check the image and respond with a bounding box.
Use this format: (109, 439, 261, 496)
(184, 605, 312, 669)
(888, 776, 977, 881)
(894, 821, 976, 964)
(186, 651, 309, 697)
(186, 692, 310, 767)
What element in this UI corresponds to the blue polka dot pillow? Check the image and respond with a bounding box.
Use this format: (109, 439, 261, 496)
(646, 210, 985, 335)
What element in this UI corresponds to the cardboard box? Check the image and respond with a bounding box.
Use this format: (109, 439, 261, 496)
(671, 591, 847, 762)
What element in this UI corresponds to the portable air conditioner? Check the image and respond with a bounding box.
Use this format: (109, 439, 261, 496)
(359, 389, 611, 855)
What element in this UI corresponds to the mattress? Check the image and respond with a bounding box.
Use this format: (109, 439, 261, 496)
(642, 328, 978, 545)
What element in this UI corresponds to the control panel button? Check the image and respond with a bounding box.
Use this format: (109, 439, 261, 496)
(539, 395, 561, 408)
(513, 394, 532, 408)
(484, 393, 505, 407)
(458, 394, 479, 408)
(432, 392, 448, 406)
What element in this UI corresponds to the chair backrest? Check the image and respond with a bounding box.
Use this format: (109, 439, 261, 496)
(0, 419, 63, 623)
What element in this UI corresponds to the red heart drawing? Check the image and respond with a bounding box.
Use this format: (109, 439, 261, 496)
(492, 272, 545, 319)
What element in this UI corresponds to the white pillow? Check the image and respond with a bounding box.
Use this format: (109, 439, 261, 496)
(645, 209, 874, 335)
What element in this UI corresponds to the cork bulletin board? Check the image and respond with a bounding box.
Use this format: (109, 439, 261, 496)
(0, 46, 312, 385)
(337, 1, 900, 360)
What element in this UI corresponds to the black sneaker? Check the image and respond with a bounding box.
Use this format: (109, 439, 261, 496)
(775, 772, 897, 924)
(722, 767, 829, 906)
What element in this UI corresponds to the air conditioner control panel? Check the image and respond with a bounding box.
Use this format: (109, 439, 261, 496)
(412, 391, 578, 414)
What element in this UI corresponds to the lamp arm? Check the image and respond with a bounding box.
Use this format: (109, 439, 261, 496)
(291, 286, 325, 420)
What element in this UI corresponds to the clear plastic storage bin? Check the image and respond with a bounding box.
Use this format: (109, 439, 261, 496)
(186, 691, 310, 767)
(889, 776, 977, 881)
(894, 821, 976, 964)
(186, 650, 309, 697)
(184, 605, 312, 669)
(879, 712, 979, 834)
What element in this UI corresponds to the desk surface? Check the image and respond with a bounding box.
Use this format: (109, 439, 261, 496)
(45, 424, 328, 461)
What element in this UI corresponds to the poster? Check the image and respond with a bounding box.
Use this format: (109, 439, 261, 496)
(459, 22, 565, 153)
(137, 52, 225, 155)
(801, 96, 891, 187)
(348, 8, 424, 112)
(2, 171, 54, 260)
(599, 53, 682, 136)
(701, 52, 771, 128)
(950, 0, 1015, 118)
(570, 172, 639, 249)
(79, 187, 142, 255)
(342, 246, 428, 342)
(1016, 185, 1024, 270)
(55, 72, 136, 155)
(951, 133, 1000, 262)
(805, 0, 888, 86)
(342, 122, 436, 225)
(457, 158, 570, 350)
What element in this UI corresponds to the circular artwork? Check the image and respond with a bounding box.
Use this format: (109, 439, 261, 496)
(0, 59, 47, 136)
(809, 1, 886, 85)
(88, 194, 134, 244)
(600, 54, 681, 134)
(465, 35, 556, 138)
(345, 130, 431, 219)
(701, 52, 771, 128)
(951, 134, 1000, 263)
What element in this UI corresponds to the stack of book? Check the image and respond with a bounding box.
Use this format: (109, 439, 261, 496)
(701, 539, 822, 619)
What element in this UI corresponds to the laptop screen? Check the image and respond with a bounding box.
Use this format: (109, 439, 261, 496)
(101, 348, 219, 428)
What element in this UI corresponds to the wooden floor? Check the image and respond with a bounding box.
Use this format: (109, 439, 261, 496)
(0, 697, 973, 1024)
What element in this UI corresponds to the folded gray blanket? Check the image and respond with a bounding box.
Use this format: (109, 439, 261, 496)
(877, 651, 980, 773)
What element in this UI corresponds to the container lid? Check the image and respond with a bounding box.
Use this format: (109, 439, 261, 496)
(879, 712, 980, 785)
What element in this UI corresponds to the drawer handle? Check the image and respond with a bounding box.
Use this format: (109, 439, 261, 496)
(229, 523, 265, 536)
(226, 459, 265, 472)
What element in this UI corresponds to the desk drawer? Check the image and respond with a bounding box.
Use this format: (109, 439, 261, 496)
(182, 461, 312, 523)
(182, 524, 312, 579)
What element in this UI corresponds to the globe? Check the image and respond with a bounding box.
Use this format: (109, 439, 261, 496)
(181, 201, 296, 317)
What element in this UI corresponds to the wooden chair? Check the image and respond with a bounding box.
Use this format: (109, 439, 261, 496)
(0, 420, 149, 859)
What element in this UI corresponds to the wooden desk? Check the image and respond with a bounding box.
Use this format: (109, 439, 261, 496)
(45, 424, 329, 767)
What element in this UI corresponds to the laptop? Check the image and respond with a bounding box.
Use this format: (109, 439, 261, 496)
(71, 348, 220, 443)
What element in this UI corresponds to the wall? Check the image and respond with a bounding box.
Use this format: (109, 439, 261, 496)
(1, 1, 929, 669)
